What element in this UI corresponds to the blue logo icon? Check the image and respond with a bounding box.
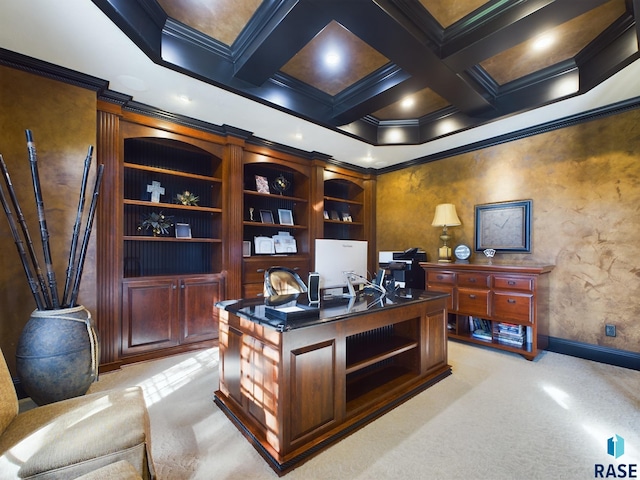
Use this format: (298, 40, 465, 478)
(608, 434, 625, 459)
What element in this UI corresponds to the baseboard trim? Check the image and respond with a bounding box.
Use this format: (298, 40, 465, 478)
(546, 336, 640, 371)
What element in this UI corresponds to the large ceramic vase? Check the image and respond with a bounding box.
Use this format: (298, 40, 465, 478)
(16, 305, 99, 405)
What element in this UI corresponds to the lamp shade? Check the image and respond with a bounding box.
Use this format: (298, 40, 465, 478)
(431, 203, 461, 227)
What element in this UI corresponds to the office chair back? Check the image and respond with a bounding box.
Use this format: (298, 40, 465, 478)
(264, 267, 308, 296)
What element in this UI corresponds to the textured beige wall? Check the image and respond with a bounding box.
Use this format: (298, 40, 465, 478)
(377, 108, 640, 353)
(0, 66, 97, 375)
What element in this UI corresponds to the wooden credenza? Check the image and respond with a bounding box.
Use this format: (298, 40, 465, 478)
(215, 290, 450, 473)
(422, 262, 553, 360)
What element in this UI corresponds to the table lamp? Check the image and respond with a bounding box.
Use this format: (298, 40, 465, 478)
(431, 203, 461, 263)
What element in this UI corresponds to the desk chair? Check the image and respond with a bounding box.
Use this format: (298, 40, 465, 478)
(264, 267, 308, 296)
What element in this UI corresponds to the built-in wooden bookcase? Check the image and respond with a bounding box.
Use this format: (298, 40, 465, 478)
(320, 168, 376, 275)
(241, 152, 311, 297)
(122, 137, 223, 276)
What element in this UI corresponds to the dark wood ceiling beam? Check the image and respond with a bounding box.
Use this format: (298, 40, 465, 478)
(330, 66, 414, 126)
(577, 19, 640, 92)
(442, 0, 612, 72)
(329, 0, 494, 116)
(233, 1, 332, 86)
(91, 0, 165, 62)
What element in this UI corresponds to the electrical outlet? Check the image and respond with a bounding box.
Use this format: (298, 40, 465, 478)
(605, 324, 616, 337)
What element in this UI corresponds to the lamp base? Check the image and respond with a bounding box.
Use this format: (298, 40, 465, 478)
(437, 245, 452, 263)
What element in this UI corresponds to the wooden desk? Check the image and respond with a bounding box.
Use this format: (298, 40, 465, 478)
(215, 290, 451, 474)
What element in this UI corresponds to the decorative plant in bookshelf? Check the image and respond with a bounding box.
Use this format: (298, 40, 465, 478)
(175, 190, 199, 206)
(138, 211, 174, 236)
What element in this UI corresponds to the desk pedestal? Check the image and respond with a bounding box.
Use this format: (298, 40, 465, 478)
(215, 295, 450, 474)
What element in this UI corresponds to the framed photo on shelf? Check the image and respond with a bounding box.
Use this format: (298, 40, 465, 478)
(278, 209, 294, 225)
(341, 213, 352, 222)
(255, 175, 270, 194)
(323, 211, 329, 220)
(260, 209, 275, 224)
(175, 223, 192, 239)
(475, 199, 532, 253)
(330, 210, 340, 221)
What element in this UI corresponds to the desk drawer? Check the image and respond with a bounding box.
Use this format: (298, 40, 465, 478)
(493, 275, 534, 292)
(493, 292, 533, 324)
(457, 288, 490, 317)
(426, 284, 454, 311)
(427, 271, 455, 285)
(458, 272, 490, 288)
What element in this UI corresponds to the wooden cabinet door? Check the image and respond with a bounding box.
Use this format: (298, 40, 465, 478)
(122, 278, 179, 356)
(180, 275, 223, 343)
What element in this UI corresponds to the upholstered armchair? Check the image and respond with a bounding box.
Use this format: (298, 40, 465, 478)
(0, 349, 155, 479)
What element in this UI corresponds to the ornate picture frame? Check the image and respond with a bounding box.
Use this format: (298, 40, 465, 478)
(474, 200, 532, 253)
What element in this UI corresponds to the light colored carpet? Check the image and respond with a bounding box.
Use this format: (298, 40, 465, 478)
(88, 342, 640, 479)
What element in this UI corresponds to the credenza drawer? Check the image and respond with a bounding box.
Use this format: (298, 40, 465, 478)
(427, 271, 455, 285)
(458, 272, 490, 288)
(493, 275, 534, 292)
(457, 288, 490, 317)
(493, 292, 533, 324)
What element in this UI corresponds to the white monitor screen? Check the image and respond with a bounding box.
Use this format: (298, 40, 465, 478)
(314, 239, 368, 291)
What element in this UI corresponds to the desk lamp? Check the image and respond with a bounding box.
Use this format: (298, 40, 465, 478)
(431, 203, 461, 263)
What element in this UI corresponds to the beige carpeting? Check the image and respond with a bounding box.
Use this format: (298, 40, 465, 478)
(88, 342, 640, 480)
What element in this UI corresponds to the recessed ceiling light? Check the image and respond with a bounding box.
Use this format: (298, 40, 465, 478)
(532, 34, 555, 51)
(177, 94, 192, 103)
(116, 75, 147, 92)
(400, 97, 414, 109)
(324, 51, 341, 67)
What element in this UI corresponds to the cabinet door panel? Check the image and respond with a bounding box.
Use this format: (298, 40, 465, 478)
(181, 275, 224, 343)
(122, 278, 179, 356)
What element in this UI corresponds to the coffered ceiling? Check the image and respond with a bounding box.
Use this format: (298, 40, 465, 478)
(0, 0, 639, 170)
(92, 0, 638, 148)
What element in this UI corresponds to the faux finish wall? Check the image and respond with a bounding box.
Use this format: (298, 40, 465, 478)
(0, 66, 97, 375)
(377, 108, 640, 353)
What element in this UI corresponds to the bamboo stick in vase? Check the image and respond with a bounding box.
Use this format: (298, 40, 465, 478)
(26, 129, 60, 309)
(62, 145, 93, 307)
(0, 154, 51, 309)
(0, 155, 45, 310)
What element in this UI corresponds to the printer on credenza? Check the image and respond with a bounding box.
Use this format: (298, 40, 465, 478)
(378, 248, 427, 289)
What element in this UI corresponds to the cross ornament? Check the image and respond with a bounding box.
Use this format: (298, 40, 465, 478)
(147, 181, 165, 203)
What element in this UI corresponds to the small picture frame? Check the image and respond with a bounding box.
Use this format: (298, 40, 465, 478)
(342, 213, 352, 222)
(475, 199, 532, 253)
(255, 175, 270, 194)
(323, 211, 329, 220)
(330, 210, 340, 221)
(260, 209, 275, 224)
(175, 223, 192, 239)
(278, 209, 294, 225)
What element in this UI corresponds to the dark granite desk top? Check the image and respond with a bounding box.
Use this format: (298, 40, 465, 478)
(216, 288, 449, 332)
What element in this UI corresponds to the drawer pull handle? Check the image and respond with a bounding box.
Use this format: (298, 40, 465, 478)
(256, 269, 265, 273)
(508, 280, 516, 285)
(437, 275, 444, 280)
(507, 299, 516, 304)
(469, 278, 476, 283)
(469, 294, 476, 299)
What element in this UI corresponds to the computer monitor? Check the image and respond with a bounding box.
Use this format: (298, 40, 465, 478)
(314, 239, 368, 298)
